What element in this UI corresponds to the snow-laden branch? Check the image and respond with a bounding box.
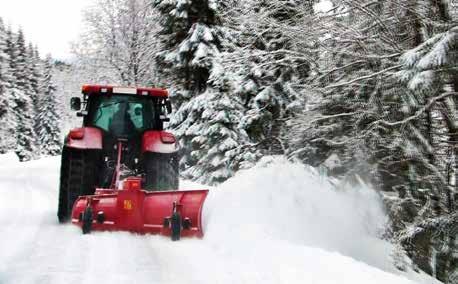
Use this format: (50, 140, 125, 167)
(377, 92, 458, 127)
(324, 65, 402, 89)
(309, 111, 360, 124)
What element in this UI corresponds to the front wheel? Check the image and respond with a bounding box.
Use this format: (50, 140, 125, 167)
(170, 212, 182, 241)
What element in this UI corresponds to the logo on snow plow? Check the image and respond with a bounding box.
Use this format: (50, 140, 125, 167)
(123, 200, 133, 210)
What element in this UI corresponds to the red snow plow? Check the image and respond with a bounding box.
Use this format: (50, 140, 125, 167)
(57, 85, 208, 241)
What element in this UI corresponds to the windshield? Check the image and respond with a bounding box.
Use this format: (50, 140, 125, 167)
(85, 95, 162, 136)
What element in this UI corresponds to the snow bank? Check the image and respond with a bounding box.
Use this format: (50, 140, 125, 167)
(194, 157, 435, 284)
(204, 157, 391, 268)
(151, 156, 420, 284)
(0, 152, 19, 168)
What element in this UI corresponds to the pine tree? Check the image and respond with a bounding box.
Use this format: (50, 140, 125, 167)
(28, 44, 41, 108)
(12, 29, 36, 161)
(395, 25, 458, 283)
(28, 44, 43, 143)
(285, 1, 457, 280)
(155, 1, 226, 177)
(13, 30, 29, 91)
(37, 56, 61, 156)
(0, 18, 7, 117)
(225, 0, 312, 156)
(154, 0, 221, 106)
(173, 55, 260, 184)
(288, 0, 420, 184)
(0, 18, 16, 153)
(4, 27, 16, 88)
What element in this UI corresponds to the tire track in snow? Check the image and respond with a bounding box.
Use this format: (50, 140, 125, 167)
(0, 170, 67, 284)
(76, 232, 163, 284)
(0, 176, 51, 269)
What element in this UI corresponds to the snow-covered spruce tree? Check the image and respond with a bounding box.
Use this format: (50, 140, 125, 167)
(0, 18, 16, 153)
(4, 28, 16, 87)
(154, 1, 223, 176)
(381, 5, 457, 281)
(285, 1, 457, 280)
(224, 0, 314, 156)
(393, 26, 458, 283)
(287, 0, 430, 186)
(154, 0, 222, 108)
(397, 26, 457, 201)
(173, 55, 260, 184)
(37, 55, 61, 156)
(0, 19, 7, 145)
(27, 44, 43, 140)
(11, 29, 36, 161)
(287, 0, 372, 178)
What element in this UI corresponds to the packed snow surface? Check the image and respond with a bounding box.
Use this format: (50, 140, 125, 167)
(0, 154, 436, 284)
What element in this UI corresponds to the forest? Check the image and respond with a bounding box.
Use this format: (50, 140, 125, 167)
(0, 0, 456, 282)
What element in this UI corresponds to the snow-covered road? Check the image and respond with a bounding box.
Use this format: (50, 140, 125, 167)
(0, 155, 436, 284)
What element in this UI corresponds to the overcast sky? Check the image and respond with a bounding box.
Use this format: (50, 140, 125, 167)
(0, 0, 93, 60)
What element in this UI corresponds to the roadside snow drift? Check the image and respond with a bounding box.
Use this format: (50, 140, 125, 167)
(0, 154, 434, 284)
(205, 158, 388, 261)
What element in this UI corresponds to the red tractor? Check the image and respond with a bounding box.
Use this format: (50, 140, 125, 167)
(57, 85, 208, 240)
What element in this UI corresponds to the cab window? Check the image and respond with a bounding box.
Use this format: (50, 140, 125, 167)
(85, 95, 160, 133)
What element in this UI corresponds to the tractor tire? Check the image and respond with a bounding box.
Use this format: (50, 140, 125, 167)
(170, 212, 182, 241)
(57, 147, 101, 223)
(82, 206, 93, 234)
(57, 148, 70, 223)
(144, 152, 179, 191)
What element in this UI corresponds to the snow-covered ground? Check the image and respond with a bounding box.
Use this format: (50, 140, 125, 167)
(0, 154, 438, 284)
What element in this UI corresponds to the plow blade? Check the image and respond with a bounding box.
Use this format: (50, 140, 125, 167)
(71, 185, 209, 239)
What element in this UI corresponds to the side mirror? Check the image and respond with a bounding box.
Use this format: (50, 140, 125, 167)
(165, 100, 172, 114)
(70, 97, 81, 111)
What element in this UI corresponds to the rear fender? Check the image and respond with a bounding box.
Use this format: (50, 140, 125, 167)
(142, 131, 179, 154)
(65, 127, 103, 150)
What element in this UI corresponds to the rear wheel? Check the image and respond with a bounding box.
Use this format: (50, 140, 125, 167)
(57, 148, 70, 223)
(82, 206, 93, 234)
(57, 148, 101, 223)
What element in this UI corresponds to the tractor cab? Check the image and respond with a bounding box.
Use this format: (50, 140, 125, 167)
(66, 85, 178, 190)
(87, 95, 152, 139)
(71, 85, 172, 138)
